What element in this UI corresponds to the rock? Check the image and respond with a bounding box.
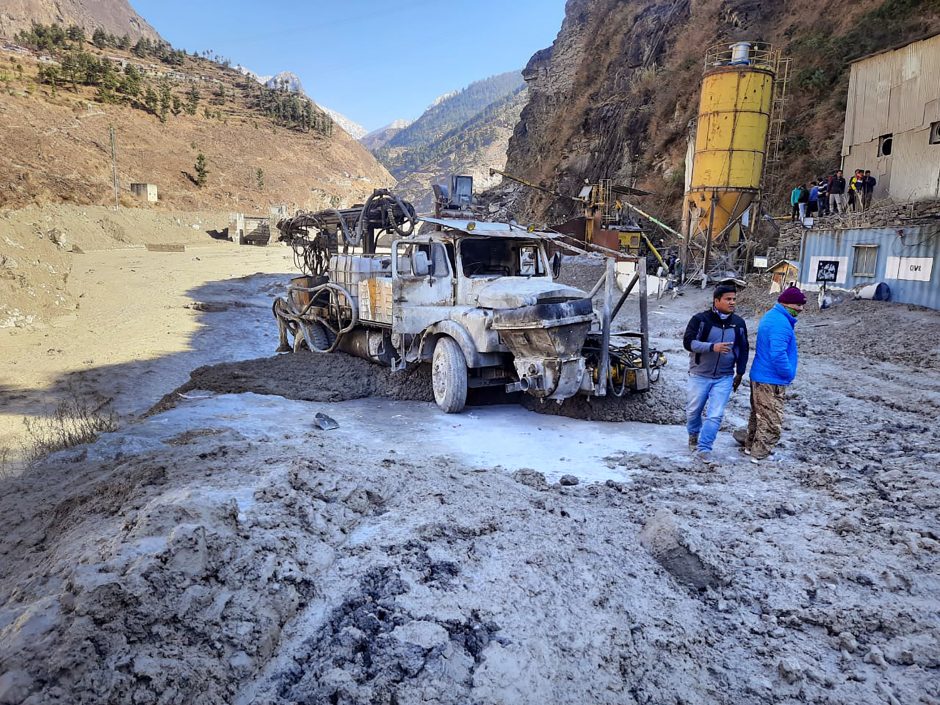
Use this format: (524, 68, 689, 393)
(838, 631, 858, 653)
(47, 229, 70, 250)
(0, 670, 34, 705)
(778, 656, 804, 684)
(512, 468, 548, 490)
(559, 474, 579, 486)
(863, 647, 887, 668)
(638, 509, 721, 590)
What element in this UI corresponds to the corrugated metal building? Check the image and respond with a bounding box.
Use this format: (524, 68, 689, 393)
(798, 224, 940, 310)
(842, 33, 940, 202)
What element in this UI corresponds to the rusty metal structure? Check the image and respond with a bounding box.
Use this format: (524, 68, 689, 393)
(272, 181, 665, 413)
(683, 41, 788, 281)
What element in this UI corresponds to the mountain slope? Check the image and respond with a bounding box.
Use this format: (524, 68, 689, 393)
(498, 0, 940, 228)
(374, 71, 525, 179)
(0, 35, 391, 211)
(0, 0, 160, 42)
(360, 120, 410, 152)
(393, 86, 527, 213)
(322, 107, 366, 140)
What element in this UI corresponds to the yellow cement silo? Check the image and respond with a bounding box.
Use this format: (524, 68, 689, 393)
(685, 42, 778, 256)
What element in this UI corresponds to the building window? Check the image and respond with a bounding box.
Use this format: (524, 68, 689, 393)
(853, 245, 878, 277)
(878, 134, 893, 157)
(930, 121, 940, 145)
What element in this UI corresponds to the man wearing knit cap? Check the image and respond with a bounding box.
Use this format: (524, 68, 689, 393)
(682, 284, 749, 463)
(739, 286, 806, 461)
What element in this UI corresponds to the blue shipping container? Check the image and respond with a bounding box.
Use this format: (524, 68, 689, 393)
(798, 224, 940, 310)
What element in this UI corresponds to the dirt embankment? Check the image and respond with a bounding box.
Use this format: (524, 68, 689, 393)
(0, 204, 231, 327)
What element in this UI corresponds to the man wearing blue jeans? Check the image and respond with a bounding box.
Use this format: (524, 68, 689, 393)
(682, 285, 749, 462)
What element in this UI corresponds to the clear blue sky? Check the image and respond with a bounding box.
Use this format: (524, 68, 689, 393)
(130, 0, 566, 132)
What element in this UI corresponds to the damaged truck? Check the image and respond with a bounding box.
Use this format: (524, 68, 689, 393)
(273, 181, 664, 413)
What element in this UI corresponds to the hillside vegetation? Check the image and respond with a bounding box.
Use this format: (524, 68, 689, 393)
(0, 23, 391, 211)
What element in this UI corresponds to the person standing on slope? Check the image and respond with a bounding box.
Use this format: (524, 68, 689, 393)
(739, 286, 805, 462)
(682, 284, 749, 463)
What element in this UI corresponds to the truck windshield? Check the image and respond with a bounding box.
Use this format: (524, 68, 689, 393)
(460, 239, 546, 278)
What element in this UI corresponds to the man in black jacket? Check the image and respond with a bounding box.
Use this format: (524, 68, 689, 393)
(828, 170, 847, 214)
(682, 285, 749, 461)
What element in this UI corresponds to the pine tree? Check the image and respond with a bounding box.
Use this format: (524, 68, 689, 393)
(158, 81, 171, 122)
(194, 153, 208, 187)
(144, 86, 158, 115)
(66, 25, 85, 44)
(185, 84, 200, 115)
(92, 28, 108, 49)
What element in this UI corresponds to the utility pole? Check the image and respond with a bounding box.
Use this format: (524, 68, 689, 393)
(109, 125, 119, 208)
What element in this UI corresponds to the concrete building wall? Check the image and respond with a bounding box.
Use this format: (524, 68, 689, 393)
(841, 33, 940, 202)
(129, 183, 158, 203)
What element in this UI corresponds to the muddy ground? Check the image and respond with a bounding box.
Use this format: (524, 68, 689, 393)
(1, 268, 939, 704)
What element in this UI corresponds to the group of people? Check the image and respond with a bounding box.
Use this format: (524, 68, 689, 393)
(683, 284, 806, 464)
(790, 168, 877, 220)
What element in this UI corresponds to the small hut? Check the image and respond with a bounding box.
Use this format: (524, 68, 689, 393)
(766, 259, 800, 293)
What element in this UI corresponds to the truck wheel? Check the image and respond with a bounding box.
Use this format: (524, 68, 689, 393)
(297, 321, 333, 353)
(432, 336, 467, 413)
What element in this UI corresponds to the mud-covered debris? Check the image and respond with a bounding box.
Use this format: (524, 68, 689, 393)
(638, 509, 722, 590)
(313, 412, 339, 430)
(511, 468, 549, 490)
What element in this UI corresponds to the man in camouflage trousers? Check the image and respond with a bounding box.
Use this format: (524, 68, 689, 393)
(737, 286, 805, 461)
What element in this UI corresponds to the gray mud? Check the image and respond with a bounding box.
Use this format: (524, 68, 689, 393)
(153, 350, 684, 424)
(556, 254, 609, 294)
(150, 351, 435, 414)
(2, 281, 940, 705)
(524, 373, 684, 424)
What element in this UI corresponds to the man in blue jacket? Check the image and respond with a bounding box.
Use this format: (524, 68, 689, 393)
(741, 286, 805, 461)
(682, 284, 749, 461)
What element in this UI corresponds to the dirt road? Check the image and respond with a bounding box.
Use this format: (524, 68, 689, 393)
(0, 264, 938, 704)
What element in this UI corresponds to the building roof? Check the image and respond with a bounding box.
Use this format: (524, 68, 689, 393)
(419, 217, 558, 239)
(849, 31, 940, 65)
(766, 259, 800, 272)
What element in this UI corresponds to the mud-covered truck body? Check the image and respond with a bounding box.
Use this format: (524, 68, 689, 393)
(274, 212, 661, 413)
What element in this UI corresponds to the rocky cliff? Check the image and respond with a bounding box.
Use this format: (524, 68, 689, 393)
(0, 0, 161, 42)
(498, 0, 940, 228)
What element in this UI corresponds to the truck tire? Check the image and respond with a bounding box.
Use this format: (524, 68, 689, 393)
(296, 321, 333, 353)
(432, 336, 467, 413)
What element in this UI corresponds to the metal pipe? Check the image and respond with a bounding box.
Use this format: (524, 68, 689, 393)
(619, 200, 683, 239)
(598, 257, 614, 397)
(638, 257, 650, 377)
(610, 272, 640, 322)
(588, 271, 606, 298)
(702, 192, 718, 284)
